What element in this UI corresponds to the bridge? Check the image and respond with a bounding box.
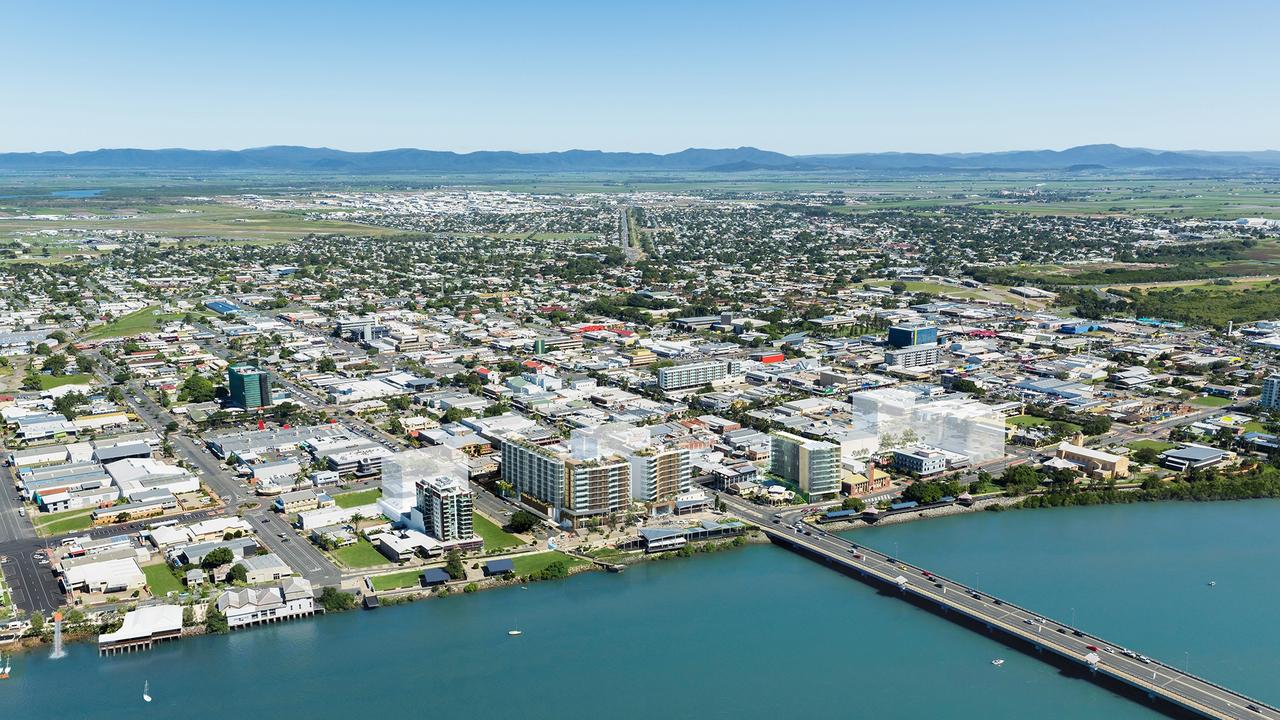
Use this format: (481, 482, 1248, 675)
(721, 495, 1277, 720)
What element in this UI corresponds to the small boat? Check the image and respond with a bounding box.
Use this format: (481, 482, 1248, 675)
(1, 654, 10, 679)
(1208, 581, 1216, 587)
(142, 680, 151, 703)
(991, 659, 1005, 667)
(507, 630, 522, 637)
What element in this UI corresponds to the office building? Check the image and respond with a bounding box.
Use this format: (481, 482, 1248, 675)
(1261, 374, 1280, 410)
(885, 343, 943, 369)
(892, 447, 948, 477)
(228, 364, 272, 410)
(888, 322, 938, 349)
(656, 360, 730, 391)
(769, 431, 840, 500)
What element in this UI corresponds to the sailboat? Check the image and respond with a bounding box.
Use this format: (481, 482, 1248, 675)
(507, 617, 522, 636)
(142, 680, 152, 703)
(1, 654, 10, 679)
(991, 658, 1005, 667)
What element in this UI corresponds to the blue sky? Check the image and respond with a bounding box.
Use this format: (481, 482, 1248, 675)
(2, 0, 1276, 154)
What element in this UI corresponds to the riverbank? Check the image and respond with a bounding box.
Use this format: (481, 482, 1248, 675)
(813, 495, 1023, 532)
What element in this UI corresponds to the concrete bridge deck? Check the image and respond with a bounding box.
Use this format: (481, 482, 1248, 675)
(723, 496, 1277, 720)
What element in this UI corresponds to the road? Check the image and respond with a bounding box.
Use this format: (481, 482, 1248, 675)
(724, 495, 1278, 720)
(619, 207, 640, 262)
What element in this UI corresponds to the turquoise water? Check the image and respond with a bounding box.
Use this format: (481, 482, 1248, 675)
(3, 501, 1277, 719)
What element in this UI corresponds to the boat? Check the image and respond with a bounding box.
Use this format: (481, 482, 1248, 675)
(1, 654, 10, 679)
(991, 659, 1005, 667)
(1208, 580, 1217, 587)
(507, 630, 523, 637)
(142, 680, 151, 703)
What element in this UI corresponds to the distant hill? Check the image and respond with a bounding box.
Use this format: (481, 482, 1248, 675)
(0, 143, 1275, 173)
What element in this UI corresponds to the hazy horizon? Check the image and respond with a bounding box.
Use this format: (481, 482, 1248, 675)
(2, 1, 1277, 154)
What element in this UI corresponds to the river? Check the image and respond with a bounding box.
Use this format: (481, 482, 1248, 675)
(2, 500, 1277, 719)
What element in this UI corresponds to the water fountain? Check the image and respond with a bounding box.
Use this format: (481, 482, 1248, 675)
(49, 611, 66, 659)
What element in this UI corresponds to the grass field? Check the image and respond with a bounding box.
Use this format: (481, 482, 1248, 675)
(511, 551, 585, 577)
(1190, 395, 1233, 408)
(370, 568, 424, 591)
(143, 563, 184, 597)
(1127, 439, 1177, 453)
(472, 513, 522, 551)
(332, 488, 381, 509)
(332, 539, 389, 568)
(37, 374, 92, 390)
(32, 508, 95, 536)
(84, 305, 185, 340)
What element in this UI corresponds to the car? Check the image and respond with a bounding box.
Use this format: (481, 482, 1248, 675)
(1138, 655, 1151, 664)
(993, 599, 1003, 606)
(17, 508, 25, 517)
(933, 582, 943, 589)
(1072, 630, 1084, 637)
(282, 538, 290, 542)
(1103, 646, 1115, 654)
(852, 553, 863, 559)
(921, 571, 933, 578)
(847, 547, 858, 554)
(1056, 627, 1068, 634)
(772, 518, 780, 524)
(886, 557, 897, 564)
(1246, 704, 1261, 713)
(1023, 619, 1034, 625)
(970, 592, 981, 599)
(1085, 645, 1099, 652)
(277, 532, 286, 539)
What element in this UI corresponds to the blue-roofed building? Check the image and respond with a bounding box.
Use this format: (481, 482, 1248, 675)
(483, 559, 515, 577)
(204, 298, 242, 315)
(1158, 445, 1232, 472)
(421, 568, 452, 586)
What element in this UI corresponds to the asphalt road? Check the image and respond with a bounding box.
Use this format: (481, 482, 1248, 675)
(725, 495, 1278, 720)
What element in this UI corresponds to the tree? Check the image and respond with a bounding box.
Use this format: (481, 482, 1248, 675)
(43, 353, 69, 376)
(205, 604, 229, 634)
(902, 481, 944, 505)
(200, 546, 235, 569)
(999, 464, 1042, 495)
(444, 550, 466, 580)
(181, 372, 217, 403)
(228, 563, 248, 584)
(506, 510, 540, 533)
(1081, 415, 1113, 436)
(1132, 446, 1159, 465)
(318, 586, 356, 612)
(29, 612, 45, 635)
(316, 356, 337, 373)
(890, 280, 908, 295)
(840, 496, 866, 511)
(53, 391, 88, 419)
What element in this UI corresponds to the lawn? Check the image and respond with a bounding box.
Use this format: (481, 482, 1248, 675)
(332, 488, 381, 509)
(370, 568, 424, 591)
(331, 539, 389, 568)
(37, 374, 92, 390)
(83, 305, 176, 340)
(472, 512, 522, 552)
(143, 563, 184, 597)
(511, 551, 585, 577)
(32, 508, 95, 536)
(1127, 439, 1177, 453)
(1189, 395, 1233, 408)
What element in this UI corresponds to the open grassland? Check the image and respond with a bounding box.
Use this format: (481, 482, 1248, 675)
(0, 200, 397, 244)
(37, 374, 92, 390)
(84, 305, 188, 340)
(471, 513, 523, 551)
(332, 488, 381, 509)
(332, 539, 390, 568)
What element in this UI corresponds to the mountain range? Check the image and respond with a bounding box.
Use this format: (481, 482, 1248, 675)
(1, 144, 1277, 173)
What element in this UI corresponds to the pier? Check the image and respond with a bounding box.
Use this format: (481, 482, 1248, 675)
(722, 496, 1278, 720)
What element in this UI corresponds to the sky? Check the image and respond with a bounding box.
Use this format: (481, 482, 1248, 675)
(2, 0, 1277, 155)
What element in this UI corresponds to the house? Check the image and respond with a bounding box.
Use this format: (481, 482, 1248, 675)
(215, 577, 315, 629)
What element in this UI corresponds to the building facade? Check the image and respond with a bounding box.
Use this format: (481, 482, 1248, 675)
(769, 431, 840, 500)
(228, 364, 272, 410)
(656, 361, 729, 391)
(1261, 374, 1280, 410)
(416, 475, 475, 542)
